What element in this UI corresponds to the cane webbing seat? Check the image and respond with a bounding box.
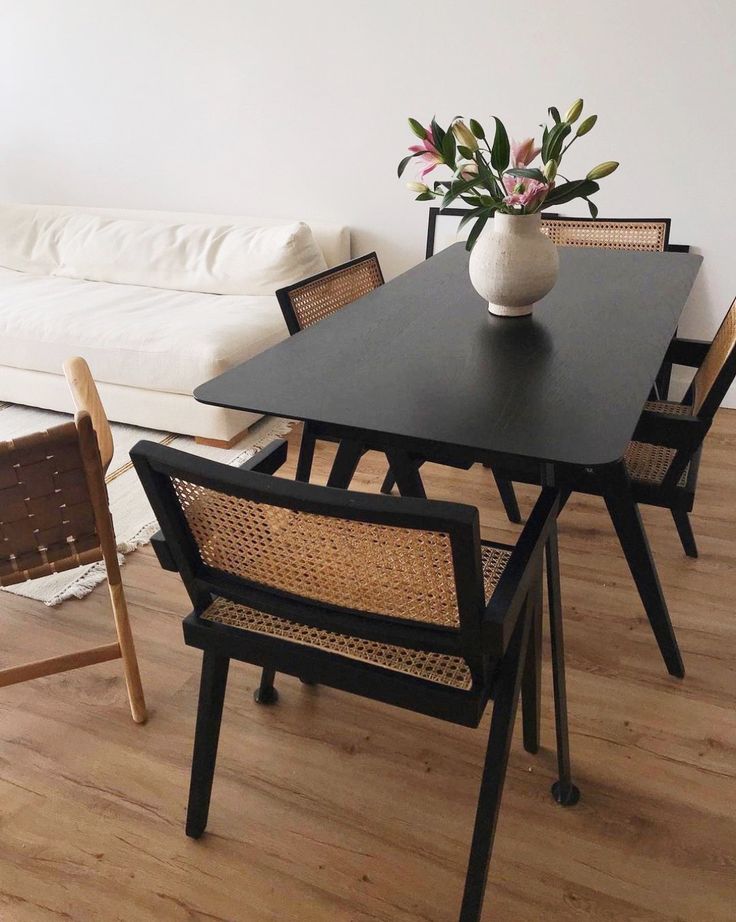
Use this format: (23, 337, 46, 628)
(624, 440, 689, 487)
(642, 399, 693, 417)
(0, 421, 102, 586)
(277, 253, 384, 333)
(541, 217, 669, 252)
(202, 597, 475, 690)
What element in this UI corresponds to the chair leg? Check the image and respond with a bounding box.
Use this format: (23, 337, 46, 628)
(459, 601, 532, 922)
(546, 526, 580, 807)
(521, 576, 542, 754)
(671, 508, 698, 558)
(254, 666, 279, 704)
(186, 651, 230, 839)
(380, 469, 396, 494)
(295, 422, 317, 483)
(103, 550, 147, 724)
(491, 471, 522, 524)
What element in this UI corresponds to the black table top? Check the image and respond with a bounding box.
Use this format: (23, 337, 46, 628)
(196, 244, 702, 468)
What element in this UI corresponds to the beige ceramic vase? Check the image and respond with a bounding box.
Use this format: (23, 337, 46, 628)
(468, 212, 559, 317)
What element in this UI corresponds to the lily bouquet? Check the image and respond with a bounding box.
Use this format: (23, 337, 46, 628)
(397, 99, 619, 250)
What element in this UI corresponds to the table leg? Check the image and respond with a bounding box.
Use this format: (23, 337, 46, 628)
(384, 449, 427, 498)
(326, 440, 364, 489)
(603, 463, 685, 678)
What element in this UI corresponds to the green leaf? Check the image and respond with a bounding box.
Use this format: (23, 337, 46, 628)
(490, 117, 510, 172)
(442, 130, 456, 167)
(457, 207, 486, 232)
(442, 175, 482, 209)
(586, 198, 599, 219)
(457, 145, 475, 160)
(505, 167, 546, 181)
(469, 118, 485, 139)
(415, 192, 434, 201)
(397, 151, 422, 178)
(542, 179, 599, 208)
(430, 117, 445, 150)
(542, 121, 571, 163)
(465, 215, 490, 251)
(408, 117, 427, 140)
(548, 106, 561, 124)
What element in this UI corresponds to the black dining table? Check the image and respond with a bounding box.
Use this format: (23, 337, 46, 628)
(195, 243, 702, 677)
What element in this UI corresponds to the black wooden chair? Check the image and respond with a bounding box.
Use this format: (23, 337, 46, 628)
(277, 253, 522, 524)
(276, 253, 385, 485)
(619, 295, 736, 558)
(496, 296, 736, 565)
(133, 438, 578, 922)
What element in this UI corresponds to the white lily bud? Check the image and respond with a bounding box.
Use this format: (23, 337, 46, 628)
(406, 181, 430, 194)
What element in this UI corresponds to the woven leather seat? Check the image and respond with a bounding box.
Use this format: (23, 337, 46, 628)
(200, 543, 511, 692)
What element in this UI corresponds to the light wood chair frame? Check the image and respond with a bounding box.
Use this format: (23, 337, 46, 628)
(134, 438, 577, 922)
(0, 357, 146, 722)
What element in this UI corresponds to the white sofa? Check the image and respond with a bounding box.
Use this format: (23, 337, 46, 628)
(0, 204, 350, 444)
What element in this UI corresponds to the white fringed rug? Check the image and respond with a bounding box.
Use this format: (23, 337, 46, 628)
(0, 402, 292, 606)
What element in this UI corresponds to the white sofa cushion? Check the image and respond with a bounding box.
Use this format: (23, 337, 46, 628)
(0, 267, 289, 394)
(54, 214, 327, 295)
(0, 204, 67, 275)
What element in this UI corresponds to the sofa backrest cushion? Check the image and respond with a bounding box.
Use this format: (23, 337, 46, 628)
(54, 215, 328, 295)
(0, 205, 330, 296)
(0, 204, 66, 275)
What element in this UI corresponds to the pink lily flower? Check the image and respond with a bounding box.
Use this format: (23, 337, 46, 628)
(502, 175, 550, 210)
(511, 137, 542, 167)
(409, 124, 444, 179)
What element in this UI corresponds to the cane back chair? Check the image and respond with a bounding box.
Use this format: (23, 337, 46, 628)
(621, 295, 736, 558)
(276, 253, 385, 485)
(0, 359, 146, 722)
(133, 438, 578, 922)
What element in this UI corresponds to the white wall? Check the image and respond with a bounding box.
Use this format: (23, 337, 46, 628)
(1, 0, 734, 399)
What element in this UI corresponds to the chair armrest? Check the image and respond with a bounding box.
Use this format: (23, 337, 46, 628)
(632, 412, 709, 450)
(238, 438, 288, 474)
(482, 487, 560, 655)
(664, 338, 710, 368)
(149, 439, 289, 573)
(151, 530, 178, 571)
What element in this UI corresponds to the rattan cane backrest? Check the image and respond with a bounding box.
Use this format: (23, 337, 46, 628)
(277, 253, 384, 334)
(541, 215, 669, 252)
(170, 476, 462, 626)
(0, 420, 102, 587)
(691, 297, 736, 417)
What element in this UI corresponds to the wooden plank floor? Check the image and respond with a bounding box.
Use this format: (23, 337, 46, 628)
(1, 415, 735, 922)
